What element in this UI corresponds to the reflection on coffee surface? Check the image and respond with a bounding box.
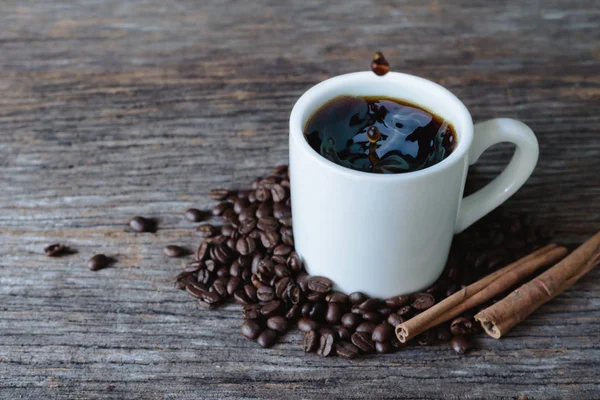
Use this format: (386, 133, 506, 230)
(304, 96, 457, 174)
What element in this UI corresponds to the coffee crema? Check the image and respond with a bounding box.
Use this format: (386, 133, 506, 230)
(304, 95, 457, 174)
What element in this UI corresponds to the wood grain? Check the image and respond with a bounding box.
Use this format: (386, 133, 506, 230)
(1, 0, 599, 399)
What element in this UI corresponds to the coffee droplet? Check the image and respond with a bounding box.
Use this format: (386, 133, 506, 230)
(370, 51, 390, 76)
(366, 126, 381, 143)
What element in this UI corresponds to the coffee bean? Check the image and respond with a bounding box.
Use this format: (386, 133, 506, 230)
(175, 271, 196, 290)
(204, 259, 217, 272)
(222, 208, 238, 225)
(376, 306, 393, 316)
(306, 291, 326, 302)
(356, 322, 376, 334)
(451, 335, 473, 354)
(281, 232, 295, 246)
(243, 284, 257, 301)
(450, 317, 475, 336)
(239, 204, 259, 222)
(362, 311, 383, 323)
(349, 292, 367, 305)
(88, 254, 110, 271)
(307, 276, 333, 293)
(255, 187, 271, 202)
(232, 197, 249, 214)
(279, 216, 293, 227)
(375, 341, 392, 354)
(416, 329, 437, 346)
(255, 203, 272, 219)
(298, 317, 319, 333)
(238, 219, 257, 235)
(259, 231, 279, 249)
(234, 290, 251, 305)
(267, 316, 288, 332)
(196, 242, 209, 261)
(303, 330, 319, 352)
(274, 277, 291, 298)
(129, 216, 154, 232)
(341, 313, 360, 329)
(257, 329, 278, 348)
(240, 319, 262, 340)
(273, 244, 292, 256)
(257, 286, 275, 302)
(351, 332, 375, 353)
(270, 184, 287, 202)
(44, 243, 67, 257)
(325, 292, 348, 304)
(184, 208, 206, 222)
(197, 269, 211, 285)
(216, 266, 229, 279)
(163, 245, 185, 258)
(287, 252, 302, 272)
(285, 304, 300, 319)
(358, 298, 382, 311)
(325, 303, 342, 324)
(274, 264, 291, 278)
(260, 300, 282, 317)
(209, 188, 229, 200)
(242, 304, 261, 320)
(273, 203, 291, 219)
(226, 276, 241, 295)
(336, 341, 360, 359)
(286, 284, 301, 304)
(437, 325, 452, 342)
(235, 236, 256, 256)
(371, 323, 394, 342)
(396, 305, 412, 317)
(211, 202, 230, 216)
(411, 293, 436, 310)
(387, 313, 405, 327)
(256, 216, 278, 232)
(317, 332, 335, 357)
(185, 281, 207, 299)
(370, 51, 390, 76)
(385, 295, 410, 309)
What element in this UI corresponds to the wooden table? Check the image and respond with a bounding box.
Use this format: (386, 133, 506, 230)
(1, 1, 599, 399)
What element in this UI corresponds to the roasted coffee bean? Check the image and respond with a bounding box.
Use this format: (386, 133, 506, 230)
(396, 305, 412, 317)
(336, 341, 360, 359)
(211, 243, 235, 264)
(267, 316, 288, 332)
(209, 188, 229, 200)
(226, 276, 242, 295)
(450, 317, 475, 336)
(286, 284, 301, 304)
(229, 260, 242, 277)
(370, 51, 390, 76)
(270, 184, 287, 203)
(273, 244, 292, 256)
(196, 242, 209, 261)
(196, 223, 216, 238)
(274, 277, 291, 298)
(285, 304, 300, 319)
(197, 269, 211, 285)
(307, 276, 333, 293)
(255, 187, 271, 202)
(163, 245, 185, 258)
(327, 292, 349, 303)
(255, 202, 273, 219)
(210, 279, 227, 297)
(251, 274, 266, 289)
(281, 232, 295, 246)
(317, 332, 335, 357)
(356, 322, 376, 334)
(337, 327, 351, 341)
(298, 317, 319, 333)
(307, 302, 325, 321)
(260, 300, 282, 317)
(197, 300, 216, 310)
(451, 335, 473, 354)
(351, 305, 362, 315)
(287, 252, 302, 271)
(241, 319, 262, 340)
(259, 230, 280, 249)
(226, 238, 237, 250)
(351, 332, 375, 353)
(387, 313, 405, 327)
(184, 208, 206, 222)
(417, 329, 437, 346)
(238, 204, 259, 221)
(233, 197, 250, 214)
(437, 325, 452, 342)
(44, 243, 67, 257)
(257, 259, 275, 274)
(375, 341, 392, 354)
(211, 202, 230, 216)
(306, 291, 326, 302)
(274, 264, 292, 278)
(341, 313, 360, 329)
(257, 329, 278, 348)
(376, 306, 393, 316)
(129, 216, 153, 232)
(185, 282, 207, 299)
(222, 208, 238, 225)
(241, 268, 251, 282)
(257, 216, 279, 232)
(358, 298, 382, 311)
(243, 284, 258, 301)
(385, 295, 410, 309)
(220, 224, 235, 237)
(296, 273, 309, 292)
(273, 203, 291, 219)
(271, 255, 287, 265)
(242, 304, 261, 320)
(362, 311, 383, 323)
(371, 323, 394, 342)
(200, 289, 220, 304)
(216, 266, 230, 279)
(88, 254, 110, 271)
(257, 286, 275, 302)
(301, 304, 311, 317)
(184, 261, 203, 273)
(349, 292, 367, 305)
(175, 271, 196, 290)
(237, 218, 257, 235)
(303, 330, 319, 352)
(325, 303, 342, 324)
(204, 259, 217, 272)
(233, 289, 251, 305)
(236, 236, 256, 256)
(279, 216, 293, 227)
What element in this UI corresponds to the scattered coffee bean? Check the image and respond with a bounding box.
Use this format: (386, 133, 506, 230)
(318, 332, 335, 356)
(196, 224, 216, 238)
(307, 276, 333, 293)
(298, 317, 319, 333)
(336, 341, 360, 359)
(351, 332, 375, 353)
(412, 293, 436, 310)
(341, 313, 360, 329)
(129, 216, 154, 232)
(362, 311, 383, 323)
(175, 271, 196, 290)
(451, 335, 473, 354)
(163, 245, 185, 258)
(257, 329, 278, 348)
(260, 300, 282, 317)
(184, 208, 205, 222)
(196, 241, 209, 261)
(241, 319, 262, 340)
(325, 303, 342, 324)
(44, 243, 67, 257)
(349, 292, 367, 305)
(267, 316, 288, 332)
(88, 254, 109, 271)
(385, 295, 410, 308)
(209, 188, 230, 200)
(257, 286, 275, 302)
(371, 51, 390, 76)
(303, 330, 319, 352)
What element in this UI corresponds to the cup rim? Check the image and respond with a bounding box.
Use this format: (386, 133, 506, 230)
(289, 71, 473, 181)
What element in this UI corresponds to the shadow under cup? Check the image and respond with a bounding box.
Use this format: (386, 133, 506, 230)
(289, 72, 474, 298)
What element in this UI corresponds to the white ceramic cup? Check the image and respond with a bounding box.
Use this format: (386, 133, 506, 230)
(288, 71, 539, 299)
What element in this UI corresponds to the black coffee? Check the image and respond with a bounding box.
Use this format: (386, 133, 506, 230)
(304, 96, 457, 174)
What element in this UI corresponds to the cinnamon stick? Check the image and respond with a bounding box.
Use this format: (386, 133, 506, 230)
(475, 231, 600, 339)
(396, 244, 568, 343)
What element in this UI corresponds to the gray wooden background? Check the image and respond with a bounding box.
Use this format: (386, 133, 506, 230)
(1, 1, 599, 399)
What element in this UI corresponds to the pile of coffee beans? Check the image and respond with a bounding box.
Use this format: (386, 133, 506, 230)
(175, 165, 550, 358)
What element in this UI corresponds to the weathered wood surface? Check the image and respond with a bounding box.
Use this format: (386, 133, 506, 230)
(1, 1, 599, 399)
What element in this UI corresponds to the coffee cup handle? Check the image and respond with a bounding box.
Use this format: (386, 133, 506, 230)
(454, 118, 539, 233)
